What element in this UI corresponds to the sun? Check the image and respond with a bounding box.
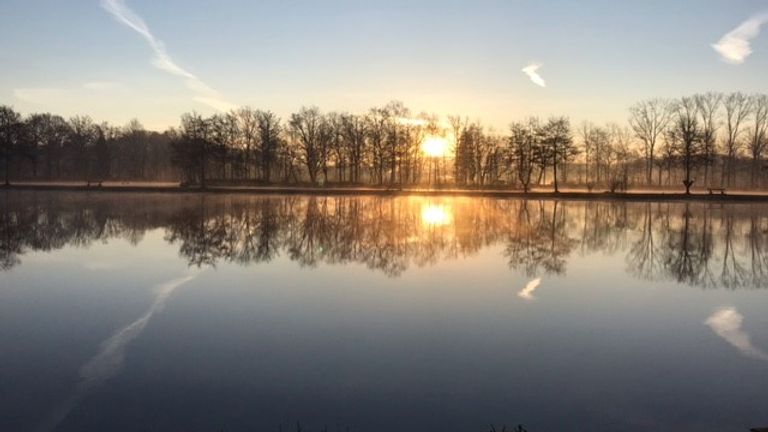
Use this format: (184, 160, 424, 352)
(421, 136, 450, 158)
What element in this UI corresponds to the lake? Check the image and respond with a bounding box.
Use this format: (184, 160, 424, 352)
(1, 191, 767, 431)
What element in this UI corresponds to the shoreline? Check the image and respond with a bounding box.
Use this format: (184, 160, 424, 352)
(4, 183, 768, 202)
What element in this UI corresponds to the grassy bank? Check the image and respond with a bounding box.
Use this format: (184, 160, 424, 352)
(4, 182, 768, 202)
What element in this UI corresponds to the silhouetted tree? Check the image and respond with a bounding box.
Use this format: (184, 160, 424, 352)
(721, 92, 751, 187)
(629, 99, 673, 185)
(68, 115, 97, 184)
(508, 118, 541, 193)
(172, 112, 212, 187)
(92, 126, 111, 185)
(0, 106, 25, 185)
(670, 97, 704, 194)
(26, 113, 70, 179)
(747, 94, 768, 187)
(694, 92, 722, 187)
(341, 113, 368, 184)
(256, 110, 281, 183)
(290, 106, 324, 184)
(540, 117, 575, 193)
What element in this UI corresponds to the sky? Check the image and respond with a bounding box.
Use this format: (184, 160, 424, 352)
(1, 0, 767, 131)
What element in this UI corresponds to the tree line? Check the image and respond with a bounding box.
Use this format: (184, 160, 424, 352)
(2, 92, 767, 191)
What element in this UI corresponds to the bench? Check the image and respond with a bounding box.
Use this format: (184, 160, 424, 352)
(707, 187, 726, 195)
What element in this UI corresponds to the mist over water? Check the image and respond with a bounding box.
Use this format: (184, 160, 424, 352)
(1, 191, 768, 431)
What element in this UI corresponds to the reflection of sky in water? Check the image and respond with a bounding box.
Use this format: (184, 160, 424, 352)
(705, 307, 768, 362)
(37, 273, 199, 432)
(1, 193, 768, 431)
(517, 278, 541, 301)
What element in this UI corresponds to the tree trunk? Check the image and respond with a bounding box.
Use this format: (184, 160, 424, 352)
(4, 155, 9, 186)
(552, 152, 559, 193)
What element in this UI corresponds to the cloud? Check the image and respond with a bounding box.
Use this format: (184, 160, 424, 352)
(712, 12, 768, 64)
(100, 0, 235, 112)
(705, 307, 768, 362)
(522, 63, 546, 88)
(36, 272, 199, 432)
(517, 277, 541, 301)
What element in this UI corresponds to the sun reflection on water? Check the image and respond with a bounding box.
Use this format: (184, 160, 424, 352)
(421, 203, 452, 227)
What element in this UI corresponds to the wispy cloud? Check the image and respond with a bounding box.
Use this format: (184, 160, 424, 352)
(517, 277, 541, 301)
(712, 12, 768, 64)
(705, 307, 768, 362)
(522, 63, 546, 88)
(100, 0, 235, 111)
(36, 272, 199, 432)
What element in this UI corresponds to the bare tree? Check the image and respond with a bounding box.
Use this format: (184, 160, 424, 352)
(289, 106, 324, 185)
(450, 115, 470, 185)
(0, 106, 24, 185)
(236, 107, 259, 180)
(26, 113, 70, 179)
(540, 117, 575, 193)
(658, 129, 679, 186)
(326, 113, 347, 182)
(172, 112, 212, 187)
(121, 119, 148, 179)
(670, 97, 703, 194)
(508, 118, 541, 193)
(341, 113, 368, 184)
(579, 122, 610, 185)
(748, 94, 768, 187)
(607, 123, 634, 191)
(694, 92, 722, 186)
(721, 92, 752, 187)
(384, 101, 409, 185)
(256, 110, 281, 182)
(68, 115, 97, 184)
(92, 125, 111, 185)
(366, 107, 390, 185)
(629, 99, 673, 186)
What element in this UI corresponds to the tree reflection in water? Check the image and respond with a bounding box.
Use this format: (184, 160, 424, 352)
(3, 191, 768, 288)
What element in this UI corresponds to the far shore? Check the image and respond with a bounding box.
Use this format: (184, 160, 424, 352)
(5, 181, 768, 202)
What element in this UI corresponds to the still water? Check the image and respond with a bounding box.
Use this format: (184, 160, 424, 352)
(1, 191, 767, 431)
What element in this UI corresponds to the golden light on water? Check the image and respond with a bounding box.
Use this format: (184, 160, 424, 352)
(421, 136, 450, 158)
(421, 204, 452, 226)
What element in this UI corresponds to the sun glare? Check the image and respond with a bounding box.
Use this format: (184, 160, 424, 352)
(421, 204, 452, 227)
(421, 136, 450, 158)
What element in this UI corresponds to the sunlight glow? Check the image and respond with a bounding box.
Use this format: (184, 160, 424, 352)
(421, 204, 452, 227)
(422, 136, 450, 158)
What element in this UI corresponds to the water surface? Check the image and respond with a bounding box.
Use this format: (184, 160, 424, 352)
(1, 191, 767, 431)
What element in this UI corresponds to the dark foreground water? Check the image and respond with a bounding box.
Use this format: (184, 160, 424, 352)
(1, 191, 767, 432)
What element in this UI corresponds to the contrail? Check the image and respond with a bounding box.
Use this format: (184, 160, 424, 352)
(712, 12, 768, 64)
(521, 63, 546, 88)
(517, 277, 541, 301)
(36, 272, 199, 432)
(100, 0, 235, 111)
(705, 307, 768, 362)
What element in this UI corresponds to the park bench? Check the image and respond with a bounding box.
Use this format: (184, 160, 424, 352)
(707, 187, 726, 195)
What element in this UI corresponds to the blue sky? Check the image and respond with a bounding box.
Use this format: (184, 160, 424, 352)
(1, 0, 767, 130)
